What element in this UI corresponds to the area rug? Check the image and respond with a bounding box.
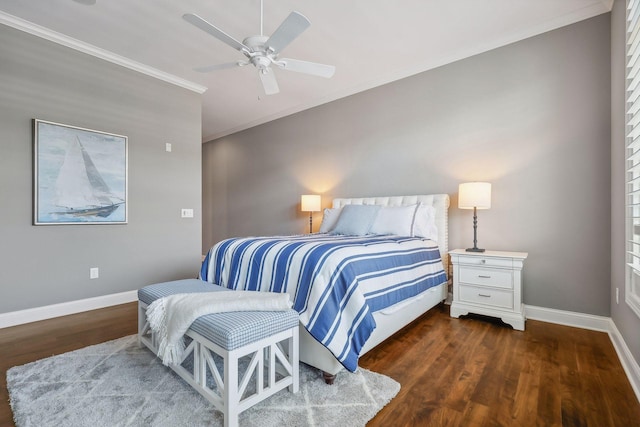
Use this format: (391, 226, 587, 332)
(7, 335, 400, 426)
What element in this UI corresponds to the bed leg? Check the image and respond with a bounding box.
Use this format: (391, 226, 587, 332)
(322, 371, 336, 385)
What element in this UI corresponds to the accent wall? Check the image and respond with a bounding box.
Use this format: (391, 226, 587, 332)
(0, 24, 202, 314)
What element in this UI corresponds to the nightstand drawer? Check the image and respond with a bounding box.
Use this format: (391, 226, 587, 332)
(455, 255, 513, 269)
(459, 285, 514, 309)
(458, 266, 513, 289)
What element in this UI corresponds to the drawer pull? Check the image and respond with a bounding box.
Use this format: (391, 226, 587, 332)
(478, 294, 491, 298)
(481, 259, 486, 264)
(478, 275, 491, 279)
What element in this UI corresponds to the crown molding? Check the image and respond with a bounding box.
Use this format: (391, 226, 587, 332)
(0, 11, 207, 94)
(601, 0, 614, 10)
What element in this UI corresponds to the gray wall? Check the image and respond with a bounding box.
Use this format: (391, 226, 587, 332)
(611, 0, 640, 369)
(203, 14, 612, 316)
(0, 24, 202, 313)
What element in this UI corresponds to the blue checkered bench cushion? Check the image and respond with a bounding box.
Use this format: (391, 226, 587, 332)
(138, 279, 219, 305)
(139, 279, 299, 351)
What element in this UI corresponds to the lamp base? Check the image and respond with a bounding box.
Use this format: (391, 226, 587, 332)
(466, 247, 485, 253)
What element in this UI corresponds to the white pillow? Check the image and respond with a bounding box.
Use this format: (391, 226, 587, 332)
(413, 203, 438, 242)
(319, 208, 342, 233)
(369, 205, 417, 236)
(331, 205, 381, 236)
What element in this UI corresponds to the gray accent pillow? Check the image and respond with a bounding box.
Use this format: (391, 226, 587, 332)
(319, 207, 342, 233)
(369, 204, 417, 236)
(331, 205, 381, 236)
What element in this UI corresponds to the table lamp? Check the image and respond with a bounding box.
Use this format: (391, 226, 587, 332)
(458, 182, 491, 252)
(301, 194, 321, 233)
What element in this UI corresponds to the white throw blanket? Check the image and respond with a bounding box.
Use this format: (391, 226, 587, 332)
(146, 291, 292, 366)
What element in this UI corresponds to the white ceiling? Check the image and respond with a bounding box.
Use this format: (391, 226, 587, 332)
(0, 0, 613, 142)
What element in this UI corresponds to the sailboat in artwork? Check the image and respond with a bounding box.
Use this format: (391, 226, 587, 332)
(53, 136, 124, 218)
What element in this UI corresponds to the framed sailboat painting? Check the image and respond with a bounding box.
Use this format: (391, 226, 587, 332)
(33, 119, 128, 225)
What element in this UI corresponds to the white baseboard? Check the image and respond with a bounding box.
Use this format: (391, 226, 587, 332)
(525, 304, 640, 403)
(524, 304, 610, 332)
(608, 319, 640, 403)
(0, 290, 138, 329)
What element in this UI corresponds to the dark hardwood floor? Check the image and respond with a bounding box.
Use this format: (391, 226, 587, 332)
(361, 305, 640, 426)
(1, 303, 638, 426)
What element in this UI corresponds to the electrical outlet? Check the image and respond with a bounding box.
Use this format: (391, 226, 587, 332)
(165, 143, 172, 152)
(616, 287, 619, 304)
(90, 267, 99, 279)
(181, 208, 194, 218)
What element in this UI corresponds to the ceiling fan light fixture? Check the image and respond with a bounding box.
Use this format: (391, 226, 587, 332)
(251, 55, 272, 71)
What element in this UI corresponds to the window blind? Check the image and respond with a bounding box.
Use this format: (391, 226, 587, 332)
(626, 0, 640, 318)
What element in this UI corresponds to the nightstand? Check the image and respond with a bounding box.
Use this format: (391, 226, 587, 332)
(449, 249, 528, 330)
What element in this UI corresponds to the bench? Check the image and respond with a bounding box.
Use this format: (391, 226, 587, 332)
(138, 279, 299, 427)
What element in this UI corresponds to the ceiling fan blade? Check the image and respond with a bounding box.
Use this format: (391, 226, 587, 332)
(265, 11, 311, 54)
(259, 68, 280, 95)
(278, 58, 336, 78)
(193, 62, 242, 73)
(183, 13, 248, 52)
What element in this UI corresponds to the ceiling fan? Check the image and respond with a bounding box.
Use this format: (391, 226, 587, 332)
(183, 1, 335, 95)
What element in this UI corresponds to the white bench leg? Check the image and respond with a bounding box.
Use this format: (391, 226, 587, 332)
(224, 353, 239, 427)
(289, 326, 299, 393)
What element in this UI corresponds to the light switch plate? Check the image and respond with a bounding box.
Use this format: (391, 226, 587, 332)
(181, 208, 194, 218)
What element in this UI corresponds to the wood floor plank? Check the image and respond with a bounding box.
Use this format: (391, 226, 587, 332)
(442, 323, 491, 414)
(536, 358, 562, 427)
(460, 401, 491, 427)
(1, 302, 639, 426)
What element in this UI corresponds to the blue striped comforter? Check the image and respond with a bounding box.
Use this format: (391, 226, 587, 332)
(200, 234, 447, 372)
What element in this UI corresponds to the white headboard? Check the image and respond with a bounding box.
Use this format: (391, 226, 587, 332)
(332, 194, 450, 270)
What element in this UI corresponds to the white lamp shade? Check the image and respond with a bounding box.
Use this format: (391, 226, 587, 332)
(458, 182, 491, 209)
(301, 194, 321, 212)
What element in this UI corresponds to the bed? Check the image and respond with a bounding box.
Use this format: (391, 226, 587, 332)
(200, 194, 449, 382)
